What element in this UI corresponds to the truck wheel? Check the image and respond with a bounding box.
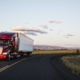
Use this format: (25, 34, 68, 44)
(27, 53, 30, 56)
(27, 52, 32, 56)
(7, 54, 11, 61)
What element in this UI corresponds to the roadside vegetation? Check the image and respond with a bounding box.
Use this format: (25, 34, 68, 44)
(33, 49, 80, 75)
(61, 54, 80, 75)
(33, 49, 78, 54)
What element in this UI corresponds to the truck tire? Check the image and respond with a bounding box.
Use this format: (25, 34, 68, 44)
(6, 54, 11, 61)
(27, 52, 32, 56)
(27, 53, 30, 56)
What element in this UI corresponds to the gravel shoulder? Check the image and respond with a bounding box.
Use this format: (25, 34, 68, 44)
(51, 55, 80, 80)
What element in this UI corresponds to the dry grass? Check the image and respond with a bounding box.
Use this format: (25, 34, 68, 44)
(61, 55, 80, 75)
(33, 49, 77, 54)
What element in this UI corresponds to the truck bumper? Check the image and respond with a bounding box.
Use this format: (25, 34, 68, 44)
(0, 55, 7, 59)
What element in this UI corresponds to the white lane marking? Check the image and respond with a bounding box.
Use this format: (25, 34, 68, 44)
(9, 58, 26, 67)
(0, 65, 9, 72)
(0, 58, 26, 72)
(0, 56, 36, 72)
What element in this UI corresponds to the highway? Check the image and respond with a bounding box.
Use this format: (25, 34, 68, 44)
(0, 54, 76, 80)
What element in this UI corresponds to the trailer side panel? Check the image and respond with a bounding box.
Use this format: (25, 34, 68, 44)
(18, 33, 33, 52)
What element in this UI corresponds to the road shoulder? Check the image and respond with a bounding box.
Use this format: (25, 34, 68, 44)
(51, 55, 80, 80)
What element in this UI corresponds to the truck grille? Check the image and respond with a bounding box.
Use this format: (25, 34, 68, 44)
(0, 47, 3, 55)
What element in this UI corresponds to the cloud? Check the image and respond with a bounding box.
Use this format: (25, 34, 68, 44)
(24, 31, 37, 36)
(63, 33, 75, 38)
(49, 20, 56, 23)
(49, 20, 61, 24)
(12, 26, 37, 31)
(66, 34, 75, 36)
(14, 31, 37, 36)
(50, 29, 53, 31)
(12, 26, 48, 36)
(39, 24, 48, 29)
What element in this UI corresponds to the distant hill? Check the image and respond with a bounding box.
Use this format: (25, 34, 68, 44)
(33, 45, 80, 50)
(33, 45, 67, 50)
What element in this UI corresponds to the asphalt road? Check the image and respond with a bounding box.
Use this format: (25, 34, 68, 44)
(0, 54, 66, 80)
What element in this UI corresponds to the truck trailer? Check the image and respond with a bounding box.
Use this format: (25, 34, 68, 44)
(0, 32, 34, 60)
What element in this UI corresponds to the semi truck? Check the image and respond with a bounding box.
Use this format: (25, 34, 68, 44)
(0, 32, 34, 60)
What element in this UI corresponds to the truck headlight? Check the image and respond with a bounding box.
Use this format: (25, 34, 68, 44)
(3, 52, 8, 55)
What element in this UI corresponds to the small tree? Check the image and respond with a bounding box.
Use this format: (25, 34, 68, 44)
(76, 49, 79, 54)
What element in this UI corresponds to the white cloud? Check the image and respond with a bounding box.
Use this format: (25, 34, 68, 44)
(66, 33, 75, 36)
(49, 20, 56, 23)
(63, 33, 75, 38)
(24, 31, 37, 36)
(49, 20, 61, 24)
(13, 31, 37, 36)
(39, 24, 48, 29)
(12, 26, 48, 36)
(12, 26, 37, 31)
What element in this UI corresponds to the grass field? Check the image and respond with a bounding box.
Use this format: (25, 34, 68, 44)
(33, 49, 79, 54)
(61, 55, 80, 75)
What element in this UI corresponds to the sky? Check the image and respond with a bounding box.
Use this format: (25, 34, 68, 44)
(0, 0, 80, 47)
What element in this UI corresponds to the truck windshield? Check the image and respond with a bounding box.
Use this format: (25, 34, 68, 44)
(0, 39, 10, 44)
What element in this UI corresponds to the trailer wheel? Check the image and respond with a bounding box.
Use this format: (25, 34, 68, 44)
(7, 54, 11, 61)
(27, 52, 32, 57)
(27, 53, 30, 56)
